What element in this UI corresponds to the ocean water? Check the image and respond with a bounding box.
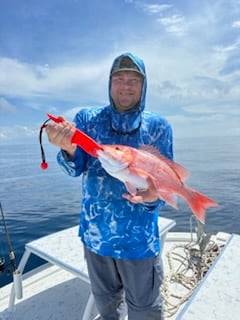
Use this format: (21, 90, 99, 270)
(0, 136, 239, 287)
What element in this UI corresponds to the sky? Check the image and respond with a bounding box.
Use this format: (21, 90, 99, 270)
(0, 0, 240, 144)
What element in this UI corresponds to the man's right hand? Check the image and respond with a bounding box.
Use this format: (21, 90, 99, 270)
(45, 118, 77, 157)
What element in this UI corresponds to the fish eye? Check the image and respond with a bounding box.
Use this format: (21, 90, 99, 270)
(115, 147, 121, 150)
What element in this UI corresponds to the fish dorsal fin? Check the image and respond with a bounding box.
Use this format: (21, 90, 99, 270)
(139, 145, 189, 181)
(139, 145, 162, 158)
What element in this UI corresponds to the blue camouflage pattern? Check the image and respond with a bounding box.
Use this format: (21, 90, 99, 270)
(57, 52, 173, 259)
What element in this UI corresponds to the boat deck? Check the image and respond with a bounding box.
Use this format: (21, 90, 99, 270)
(0, 217, 176, 320)
(176, 233, 240, 320)
(0, 224, 239, 320)
(0, 264, 94, 320)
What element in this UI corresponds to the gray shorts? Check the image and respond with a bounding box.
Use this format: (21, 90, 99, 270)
(84, 246, 164, 320)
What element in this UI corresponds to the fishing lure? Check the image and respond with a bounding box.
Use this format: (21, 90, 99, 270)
(39, 113, 102, 169)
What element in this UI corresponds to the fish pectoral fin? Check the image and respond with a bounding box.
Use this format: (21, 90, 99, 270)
(125, 181, 137, 195)
(128, 166, 152, 179)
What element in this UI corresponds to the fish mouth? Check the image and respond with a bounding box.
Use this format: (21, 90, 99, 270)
(98, 150, 128, 173)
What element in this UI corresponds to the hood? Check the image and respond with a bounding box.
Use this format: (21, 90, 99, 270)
(108, 52, 147, 135)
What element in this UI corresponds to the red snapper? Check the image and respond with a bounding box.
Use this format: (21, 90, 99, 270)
(97, 145, 218, 224)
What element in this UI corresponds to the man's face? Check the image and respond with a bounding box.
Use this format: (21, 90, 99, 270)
(110, 71, 143, 112)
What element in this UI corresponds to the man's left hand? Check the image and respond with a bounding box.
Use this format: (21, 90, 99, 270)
(122, 176, 159, 204)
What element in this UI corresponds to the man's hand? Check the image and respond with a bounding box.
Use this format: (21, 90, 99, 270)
(122, 176, 159, 204)
(45, 118, 77, 157)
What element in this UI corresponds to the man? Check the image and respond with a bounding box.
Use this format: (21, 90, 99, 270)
(46, 52, 173, 319)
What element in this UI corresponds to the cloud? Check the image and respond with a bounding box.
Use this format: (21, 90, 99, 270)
(157, 14, 190, 36)
(218, 42, 240, 76)
(0, 97, 17, 113)
(182, 104, 240, 115)
(168, 112, 239, 138)
(0, 125, 38, 141)
(138, 2, 189, 36)
(0, 58, 38, 96)
(64, 106, 100, 120)
(142, 3, 172, 14)
(148, 74, 234, 107)
(0, 57, 110, 102)
(232, 20, 240, 28)
(1, 0, 240, 141)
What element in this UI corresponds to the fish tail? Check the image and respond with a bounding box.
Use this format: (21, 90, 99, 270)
(183, 185, 218, 224)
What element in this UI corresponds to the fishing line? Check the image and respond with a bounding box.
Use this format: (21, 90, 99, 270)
(0, 201, 17, 272)
(0, 201, 23, 299)
(0, 235, 5, 274)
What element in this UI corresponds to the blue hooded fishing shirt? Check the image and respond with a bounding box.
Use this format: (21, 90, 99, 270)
(57, 52, 173, 259)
